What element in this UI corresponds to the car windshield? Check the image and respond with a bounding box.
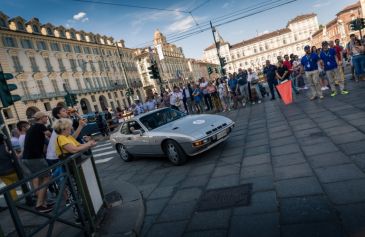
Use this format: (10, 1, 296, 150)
(139, 108, 186, 130)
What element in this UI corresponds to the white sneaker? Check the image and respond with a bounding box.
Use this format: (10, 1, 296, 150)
(258, 100, 262, 104)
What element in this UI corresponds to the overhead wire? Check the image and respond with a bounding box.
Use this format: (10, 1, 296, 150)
(134, 0, 285, 47)
(73, 0, 189, 13)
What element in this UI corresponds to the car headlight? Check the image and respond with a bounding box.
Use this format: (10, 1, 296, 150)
(192, 138, 209, 147)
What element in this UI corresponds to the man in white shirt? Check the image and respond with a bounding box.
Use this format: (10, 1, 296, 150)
(247, 68, 262, 104)
(170, 86, 183, 111)
(144, 97, 157, 112)
(16, 121, 30, 155)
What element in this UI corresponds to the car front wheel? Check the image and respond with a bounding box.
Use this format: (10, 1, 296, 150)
(116, 144, 132, 162)
(163, 140, 187, 165)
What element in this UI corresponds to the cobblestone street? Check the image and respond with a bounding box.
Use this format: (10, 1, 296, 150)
(96, 79, 365, 237)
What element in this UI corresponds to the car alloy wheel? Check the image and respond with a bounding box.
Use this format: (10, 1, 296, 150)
(164, 140, 187, 165)
(116, 144, 132, 162)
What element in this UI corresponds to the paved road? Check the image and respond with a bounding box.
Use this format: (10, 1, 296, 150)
(94, 78, 365, 237)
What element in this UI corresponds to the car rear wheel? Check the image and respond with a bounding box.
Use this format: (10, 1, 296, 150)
(116, 144, 132, 162)
(163, 140, 187, 165)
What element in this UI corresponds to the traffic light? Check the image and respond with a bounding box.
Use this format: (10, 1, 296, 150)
(219, 57, 227, 67)
(208, 66, 213, 75)
(125, 88, 134, 97)
(0, 71, 21, 108)
(350, 18, 365, 31)
(70, 94, 78, 105)
(64, 94, 72, 106)
(221, 68, 226, 75)
(147, 63, 160, 80)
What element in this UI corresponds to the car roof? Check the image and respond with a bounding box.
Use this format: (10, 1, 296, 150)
(131, 107, 171, 121)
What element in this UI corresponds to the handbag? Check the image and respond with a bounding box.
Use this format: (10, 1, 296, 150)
(56, 136, 73, 160)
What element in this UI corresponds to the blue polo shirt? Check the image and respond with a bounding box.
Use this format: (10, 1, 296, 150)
(320, 48, 338, 71)
(228, 78, 238, 91)
(263, 65, 277, 82)
(301, 53, 319, 71)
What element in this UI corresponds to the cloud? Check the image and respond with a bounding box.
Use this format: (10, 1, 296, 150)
(73, 12, 87, 21)
(166, 16, 195, 33)
(313, 1, 330, 8)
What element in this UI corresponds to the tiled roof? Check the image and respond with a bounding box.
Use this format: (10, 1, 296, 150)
(326, 18, 338, 28)
(230, 28, 291, 50)
(286, 13, 317, 26)
(337, 1, 360, 15)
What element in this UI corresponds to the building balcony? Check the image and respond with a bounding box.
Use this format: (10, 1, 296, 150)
(22, 91, 67, 101)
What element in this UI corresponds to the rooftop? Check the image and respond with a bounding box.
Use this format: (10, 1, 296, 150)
(336, 1, 360, 16)
(286, 13, 317, 27)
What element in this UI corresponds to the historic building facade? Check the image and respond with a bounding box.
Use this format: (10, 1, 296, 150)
(203, 13, 319, 73)
(0, 12, 145, 131)
(311, 2, 362, 48)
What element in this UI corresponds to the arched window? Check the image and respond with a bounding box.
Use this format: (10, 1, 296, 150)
(59, 30, 66, 38)
(17, 21, 25, 31)
(47, 27, 53, 35)
(0, 18, 6, 27)
(70, 32, 76, 39)
(32, 25, 39, 33)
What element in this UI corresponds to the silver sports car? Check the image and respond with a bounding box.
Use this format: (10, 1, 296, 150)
(110, 107, 235, 165)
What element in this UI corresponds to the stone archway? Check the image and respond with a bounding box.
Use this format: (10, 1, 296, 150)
(98, 95, 108, 111)
(26, 106, 40, 119)
(80, 98, 92, 114)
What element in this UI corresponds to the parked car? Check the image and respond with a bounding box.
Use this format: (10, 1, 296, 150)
(110, 107, 235, 165)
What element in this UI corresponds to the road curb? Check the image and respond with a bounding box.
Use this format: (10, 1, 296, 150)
(97, 181, 145, 237)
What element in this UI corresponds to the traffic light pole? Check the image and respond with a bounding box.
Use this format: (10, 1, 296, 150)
(210, 21, 224, 76)
(0, 110, 33, 206)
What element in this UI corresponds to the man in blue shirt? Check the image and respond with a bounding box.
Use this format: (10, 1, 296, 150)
(320, 41, 349, 97)
(301, 45, 323, 100)
(263, 60, 280, 100)
(227, 73, 238, 93)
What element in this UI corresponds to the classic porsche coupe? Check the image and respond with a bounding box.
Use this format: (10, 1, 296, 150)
(110, 107, 234, 165)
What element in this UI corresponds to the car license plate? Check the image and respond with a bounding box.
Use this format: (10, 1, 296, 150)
(217, 130, 227, 140)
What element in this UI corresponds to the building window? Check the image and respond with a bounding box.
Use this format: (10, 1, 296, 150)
(98, 61, 104, 71)
(63, 44, 72, 52)
(46, 28, 53, 36)
(50, 42, 60, 51)
(120, 91, 124, 97)
(74, 45, 81, 53)
(29, 57, 39, 72)
(3, 108, 13, 119)
(283, 39, 287, 44)
(69, 59, 77, 72)
(104, 61, 110, 71)
(75, 78, 82, 90)
(114, 92, 118, 98)
(254, 48, 257, 53)
(31, 25, 39, 33)
(91, 95, 96, 102)
(17, 22, 25, 31)
(92, 48, 99, 55)
(70, 32, 76, 39)
(37, 41, 48, 50)
(2, 37, 17, 47)
(0, 18, 6, 28)
(84, 78, 92, 89)
(20, 39, 33, 49)
(84, 47, 91, 54)
(78, 59, 86, 71)
(59, 30, 66, 38)
(12, 56, 23, 72)
(37, 80, 46, 96)
(51, 80, 59, 94)
(58, 58, 65, 72)
(108, 93, 112, 99)
(80, 34, 85, 41)
(20, 81, 30, 98)
(64, 79, 71, 91)
(44, 58, 53, 72)
(89, 60, 96, 72)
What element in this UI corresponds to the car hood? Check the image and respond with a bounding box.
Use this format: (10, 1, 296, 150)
(152, 114, 233, 139)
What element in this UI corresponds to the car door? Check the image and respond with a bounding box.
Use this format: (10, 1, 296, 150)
(126, 120, 150, 155)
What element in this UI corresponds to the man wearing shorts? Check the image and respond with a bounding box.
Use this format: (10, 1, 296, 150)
(22, 111, 53, 213)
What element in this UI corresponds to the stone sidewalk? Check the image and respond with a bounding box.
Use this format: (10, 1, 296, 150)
(81, 77, 365, 237)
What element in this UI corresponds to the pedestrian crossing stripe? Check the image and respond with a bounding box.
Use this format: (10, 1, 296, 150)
(92, 146, 112, 153)
(93, 150, 116, 158)
(95, 157, 114, 164)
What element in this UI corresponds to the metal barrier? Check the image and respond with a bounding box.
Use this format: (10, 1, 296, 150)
(0, 151, 105, 237)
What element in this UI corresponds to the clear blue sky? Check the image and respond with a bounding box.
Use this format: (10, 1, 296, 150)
(1, 0, 357, 58)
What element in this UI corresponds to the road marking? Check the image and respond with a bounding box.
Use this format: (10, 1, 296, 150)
(92, 146, 112, 153)
(95, 157, 114, 164)
(93, 150, 116, 158)
(95, 143, 112, 148)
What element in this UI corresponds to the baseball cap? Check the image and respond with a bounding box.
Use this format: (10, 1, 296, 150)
(322, 41, 329, 46)
(304, 45, 310, 50)
(33, 111, 48, 120)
